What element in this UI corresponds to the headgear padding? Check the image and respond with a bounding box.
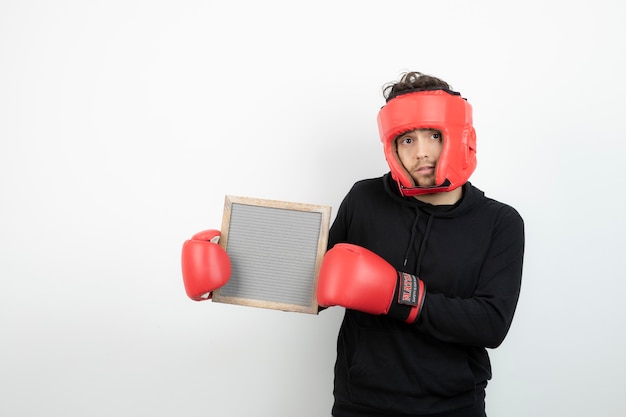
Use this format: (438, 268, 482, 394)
(377, 89, 477, 196)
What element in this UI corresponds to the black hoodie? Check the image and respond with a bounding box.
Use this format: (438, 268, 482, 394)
(328, 174, 525, 417)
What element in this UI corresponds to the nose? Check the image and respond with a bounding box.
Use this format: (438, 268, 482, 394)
(414, 138, 429, 160)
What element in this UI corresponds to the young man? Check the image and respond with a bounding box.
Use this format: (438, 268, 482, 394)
(316, 71, 525, 417)
(180, 71, 524, 416)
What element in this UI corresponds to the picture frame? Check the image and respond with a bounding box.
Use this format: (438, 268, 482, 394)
(212, 195, 332, 314)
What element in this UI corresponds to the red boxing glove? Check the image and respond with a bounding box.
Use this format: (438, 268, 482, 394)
(317, 243, 426, 323)
(181, 229, 231, 301)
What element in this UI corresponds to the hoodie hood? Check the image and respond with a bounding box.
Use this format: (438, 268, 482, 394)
(382, 172, 483, 274)
(383, 172, 481, 218)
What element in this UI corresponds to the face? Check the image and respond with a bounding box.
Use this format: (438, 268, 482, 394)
(395, 128, 443, 187)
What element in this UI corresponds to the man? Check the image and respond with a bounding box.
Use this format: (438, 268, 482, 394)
(316, 71, 525, 417)
(180, 71, 524, 417)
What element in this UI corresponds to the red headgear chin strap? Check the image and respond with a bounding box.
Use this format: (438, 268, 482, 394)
(377, 89, 477, 197)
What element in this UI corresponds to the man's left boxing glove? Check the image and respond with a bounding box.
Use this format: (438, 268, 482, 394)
(181, 229, 231, 301)
(317, 243, 426, 323)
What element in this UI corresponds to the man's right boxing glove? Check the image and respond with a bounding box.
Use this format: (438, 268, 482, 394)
(317, 243, 426, 323)
(181, 229, 231, 301)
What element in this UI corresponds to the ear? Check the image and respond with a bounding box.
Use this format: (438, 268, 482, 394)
(464, 126, 477, 169)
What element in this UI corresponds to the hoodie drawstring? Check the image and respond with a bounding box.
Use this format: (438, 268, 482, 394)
(403, 210, 434, 276)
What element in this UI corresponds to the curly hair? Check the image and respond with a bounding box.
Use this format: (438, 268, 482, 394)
(383, 71, 452, 102)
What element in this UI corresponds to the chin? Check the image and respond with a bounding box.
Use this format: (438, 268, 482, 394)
(414, 179, 437, 187)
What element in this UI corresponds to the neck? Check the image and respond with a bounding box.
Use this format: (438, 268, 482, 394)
(413, 186, 463, 205)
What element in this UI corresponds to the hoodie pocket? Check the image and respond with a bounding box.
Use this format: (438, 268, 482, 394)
(348, 328, 476, 414)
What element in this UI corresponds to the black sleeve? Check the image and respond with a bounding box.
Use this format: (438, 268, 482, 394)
(415, 206, 525, 348)
(327, 190, 352, 250)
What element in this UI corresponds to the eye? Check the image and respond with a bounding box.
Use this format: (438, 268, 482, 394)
(430, 132, 442, 141)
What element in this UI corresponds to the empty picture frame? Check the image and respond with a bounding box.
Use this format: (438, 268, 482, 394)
(212, 195, 332, 314)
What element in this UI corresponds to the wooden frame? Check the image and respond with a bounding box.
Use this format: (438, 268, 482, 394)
(212, 196, 331, 314)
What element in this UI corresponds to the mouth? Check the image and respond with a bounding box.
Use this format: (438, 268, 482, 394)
(415, 165, 435, 174)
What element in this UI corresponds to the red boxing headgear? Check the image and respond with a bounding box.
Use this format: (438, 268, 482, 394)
(377, 89, 477, 196)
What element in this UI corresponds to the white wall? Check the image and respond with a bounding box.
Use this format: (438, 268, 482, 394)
(1, 1, 625, 416)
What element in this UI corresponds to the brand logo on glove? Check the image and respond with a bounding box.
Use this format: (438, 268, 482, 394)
(398, 272, 418, 306)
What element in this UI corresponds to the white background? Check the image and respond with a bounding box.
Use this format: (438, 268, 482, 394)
(1, 1, 625, 416)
